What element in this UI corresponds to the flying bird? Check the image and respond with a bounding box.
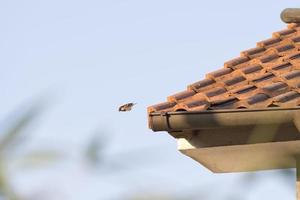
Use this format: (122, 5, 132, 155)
(118, 103, 136, 112)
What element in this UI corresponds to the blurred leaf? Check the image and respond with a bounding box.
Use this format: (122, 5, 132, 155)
(0, 102, 45, 153)
(278, 169, 295, 189)
(126, 190, 208, 200)
(105, 145, 166, 170)
(0, 160, 20, 200)
(280, 169, 294, 179)
(239, 173, 259, 186)
(85, 131, 109, 167)
(0, 98, 50, 200)
(14, 150, 63, 168)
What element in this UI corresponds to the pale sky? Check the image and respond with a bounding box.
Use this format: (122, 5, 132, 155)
(1, 0, 300, 199)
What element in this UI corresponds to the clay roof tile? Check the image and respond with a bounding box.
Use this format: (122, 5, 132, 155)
(148, 24, 300, 113)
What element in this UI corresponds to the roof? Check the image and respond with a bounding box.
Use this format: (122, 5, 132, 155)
(148, 23, 300, 114)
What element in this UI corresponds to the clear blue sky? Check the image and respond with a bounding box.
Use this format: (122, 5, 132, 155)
(1, 0, 299, 199)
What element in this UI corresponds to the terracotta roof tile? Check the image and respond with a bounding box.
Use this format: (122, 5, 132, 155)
(174, 99, 209, 111)
(241, 64, 263, 74)
(274, 91, 300, 103)
(210, 96, 239, 110)
(205, 87, 227, 98)
(272, 28, 297, 38)
(288, 52, 300, 60)
(224, 56, 250, 69)
(257, 37, 281, 48)
(284, 70, 300, 80)
(247, 93, 270, 105)
(259, 53, 280, 63)
(223, 75, 247, 89)
(290, 35, 300, 43)
(206, 68, 233, 79)
(167, 90, 196, 102)
(148, 101, 176, 113)
(271, 62, 292, 72)
(188, 78, 216, 92)
(231, 85, 257, 100)
(241, 46, 266, 58)
(148, 23, 300, 113)
(260, 82, 289, 97)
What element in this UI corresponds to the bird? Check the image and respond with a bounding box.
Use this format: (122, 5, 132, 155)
(118, 103, 136, 112)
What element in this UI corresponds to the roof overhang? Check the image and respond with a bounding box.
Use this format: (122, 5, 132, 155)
(148, 107, 300, 172)
(178, 139, 300, 173)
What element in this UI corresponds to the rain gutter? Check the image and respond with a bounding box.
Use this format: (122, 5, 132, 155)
(149, 107, 300, 132)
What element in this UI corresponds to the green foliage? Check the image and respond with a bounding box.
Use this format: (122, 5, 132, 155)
(0, 100, 62, 200)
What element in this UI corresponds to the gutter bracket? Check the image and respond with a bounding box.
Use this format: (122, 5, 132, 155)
(294, 111, 300, 133)
(160, 111, 172, 132)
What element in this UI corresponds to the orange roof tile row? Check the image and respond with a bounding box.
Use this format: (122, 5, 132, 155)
(148, 23, 300, 113)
